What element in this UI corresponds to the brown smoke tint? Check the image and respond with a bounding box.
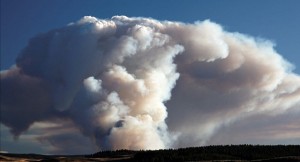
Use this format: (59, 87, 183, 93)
(1, 16, 299, 153)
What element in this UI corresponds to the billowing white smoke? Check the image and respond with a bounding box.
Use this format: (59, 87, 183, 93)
(1, 16, 300, 152)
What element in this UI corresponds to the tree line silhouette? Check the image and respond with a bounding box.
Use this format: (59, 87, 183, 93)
(88, 145, 300, 161)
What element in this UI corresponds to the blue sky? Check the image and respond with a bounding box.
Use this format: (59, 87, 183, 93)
(1, 0, 300, 154)
(1, 0, 300, 74)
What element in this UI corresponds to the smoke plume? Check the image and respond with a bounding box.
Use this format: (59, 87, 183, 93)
(1, 16, 300, 152)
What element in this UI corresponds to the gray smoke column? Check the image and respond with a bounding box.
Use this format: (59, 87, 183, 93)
(1, 16, 300, 152)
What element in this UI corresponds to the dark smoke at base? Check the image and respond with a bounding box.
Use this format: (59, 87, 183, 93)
(1, 16, 300, 153)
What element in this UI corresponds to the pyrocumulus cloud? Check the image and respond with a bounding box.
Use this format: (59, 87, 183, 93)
(1, 16, 300, 153)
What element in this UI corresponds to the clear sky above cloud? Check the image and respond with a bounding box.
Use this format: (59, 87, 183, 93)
(1, 0, 300, 154)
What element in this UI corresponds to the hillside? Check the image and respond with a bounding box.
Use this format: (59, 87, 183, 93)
(1, 145, 300, 161)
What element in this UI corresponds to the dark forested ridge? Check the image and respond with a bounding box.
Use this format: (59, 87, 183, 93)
(1, 145, 300, 161)
(88, 145, 300, 161)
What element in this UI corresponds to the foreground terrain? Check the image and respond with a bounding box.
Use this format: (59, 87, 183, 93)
(1, 145, 300, 161)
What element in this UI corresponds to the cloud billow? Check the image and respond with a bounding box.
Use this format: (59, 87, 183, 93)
(1, 16, 300, 153)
